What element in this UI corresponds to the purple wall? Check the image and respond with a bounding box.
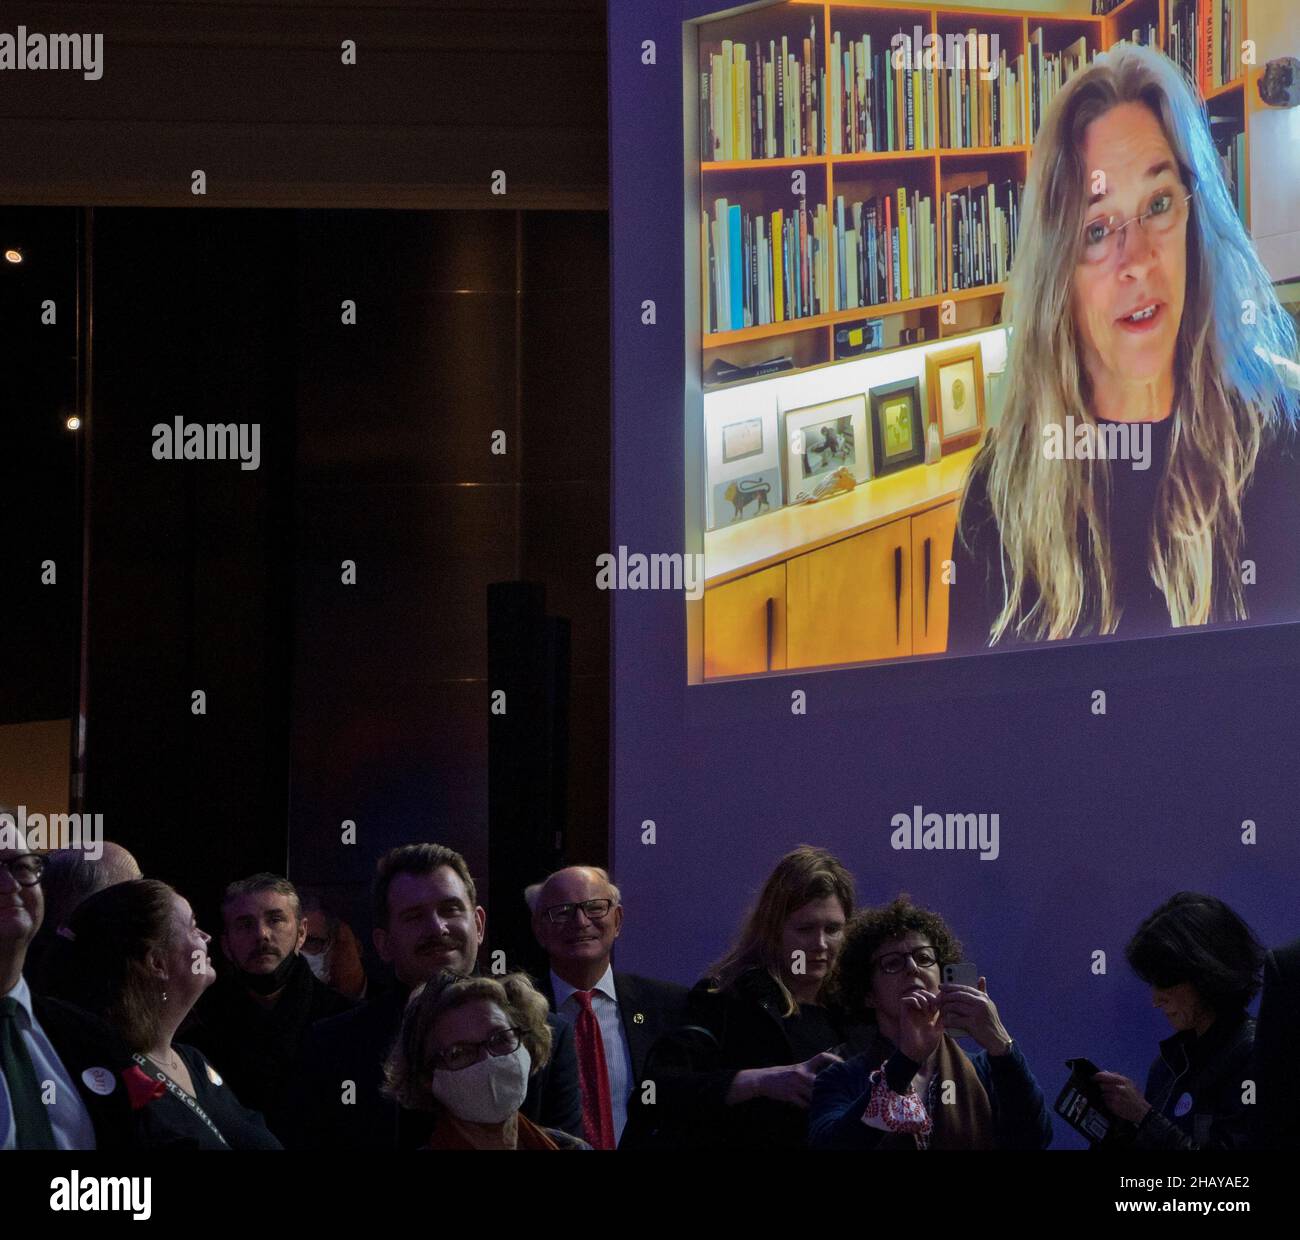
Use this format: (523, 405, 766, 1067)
(608, 0, 1300, 1147)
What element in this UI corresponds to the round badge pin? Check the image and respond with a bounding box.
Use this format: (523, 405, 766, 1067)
(82, 1066, 116, 1096)
(1173, 1092, 1194, 1117)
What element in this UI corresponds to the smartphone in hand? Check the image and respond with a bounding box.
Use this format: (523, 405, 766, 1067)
(941, 961, 979, 1037)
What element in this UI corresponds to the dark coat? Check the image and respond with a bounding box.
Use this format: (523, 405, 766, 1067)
(1133, 1010, 1256, 1150)
(184, 952, 356, 1142)
(290, 982, 582, 1149)
(622, 968, 849, 1150)
(539, 967, 690, 1146)
(1254, 937, 1300, 1150)
(29, 994, 140, 1150)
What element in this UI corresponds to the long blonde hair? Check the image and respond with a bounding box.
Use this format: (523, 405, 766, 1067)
(962, 42, 1298, 642)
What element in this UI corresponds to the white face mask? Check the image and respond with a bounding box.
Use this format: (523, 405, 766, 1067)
(304, 949, 330, 982)
(429, 1045, 531, 1124)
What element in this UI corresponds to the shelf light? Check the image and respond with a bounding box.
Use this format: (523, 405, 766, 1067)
(4, 249, 22, 264)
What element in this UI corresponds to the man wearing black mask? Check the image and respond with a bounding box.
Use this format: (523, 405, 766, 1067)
(187, 873, 354, 1141)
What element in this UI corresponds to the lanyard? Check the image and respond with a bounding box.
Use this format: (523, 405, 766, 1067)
(132, 1052, 229, 1148)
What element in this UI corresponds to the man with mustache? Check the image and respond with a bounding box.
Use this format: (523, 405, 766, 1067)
(186, 873, 355, 1142)
(292, 843, 582, 1149)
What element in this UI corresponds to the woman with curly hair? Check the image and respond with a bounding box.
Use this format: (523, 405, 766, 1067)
(809, 895, 1051, 1149)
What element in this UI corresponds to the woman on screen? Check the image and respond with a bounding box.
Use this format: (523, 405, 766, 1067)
(948, 42, 1300, 653)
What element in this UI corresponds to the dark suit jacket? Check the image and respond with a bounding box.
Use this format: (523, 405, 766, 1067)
(30, 994, 140, 1150)
(291, 983, 582, 1149)
(540, 968, 690, 1102)
(1254, 937, 1300, 1151)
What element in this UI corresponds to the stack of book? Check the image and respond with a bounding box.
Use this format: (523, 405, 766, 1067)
(1029, 29, 1093, 139)
(1112, 21, 1159, 48)
(828, 28, 936, 153)
(833, 187, 937, 310)
(703, 196, 830, 332)
(700, 19, 824, 160)
(943, 179, 1023, 291)
(1209, 111, 1248, 226)
(1166, 0, 1242, 95)
(938, 31, 1025, 148)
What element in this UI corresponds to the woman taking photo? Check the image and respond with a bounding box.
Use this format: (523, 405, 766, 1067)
(623, 844, 856, 1149)
(383, 969, 586, 1149)
(808, 895, 1051, 1150)
(949, 42, 1300, 652)
(1094, 892, 1262, 1150)
(62, 879, 281, 1149)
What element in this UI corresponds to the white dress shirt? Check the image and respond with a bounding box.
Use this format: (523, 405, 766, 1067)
(550, 963, 632, 1145)
(1, 974, 97, 1150)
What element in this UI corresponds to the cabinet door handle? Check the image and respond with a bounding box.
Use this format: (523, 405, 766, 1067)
(765, 596, 774, 672)
(894, 545, 903, 644)
(923, 536, 932, 634)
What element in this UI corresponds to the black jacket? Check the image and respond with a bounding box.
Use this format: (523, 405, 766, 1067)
(291, 982, 583, 1149)
(1253, 937, 1300, 1151)
(1133, 1010, 1256, 1151)
(622, 968, 849, 1149)
(29, 994, 140, 1150)
(184, 952, 356, 1142)
(539, 968, 690, 1146)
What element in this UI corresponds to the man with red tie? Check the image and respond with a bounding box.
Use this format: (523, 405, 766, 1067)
(530, 866, 687, 1149)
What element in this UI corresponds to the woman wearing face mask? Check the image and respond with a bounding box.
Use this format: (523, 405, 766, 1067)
(1092, 893, 1262, 1150)
(808, 895, 1051, 1150)
(383, 969, 589, 1150)
(622, 845, 857, 1149)
(949, 42, 1300, 653)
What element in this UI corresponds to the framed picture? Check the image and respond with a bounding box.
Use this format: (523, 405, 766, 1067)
(868, 378, 924, 477)
(779, 394, 870, 504)
(705, 401, 782, 528)
(925, 343, 986, 455)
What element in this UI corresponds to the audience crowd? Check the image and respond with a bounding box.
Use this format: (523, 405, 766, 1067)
(1, 811, 1296, 1151)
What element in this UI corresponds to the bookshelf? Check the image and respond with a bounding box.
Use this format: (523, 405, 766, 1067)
(693, 0, 1253, 391)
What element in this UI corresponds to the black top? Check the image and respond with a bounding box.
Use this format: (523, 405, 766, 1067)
(1254, 937, 1300, 1151)
(949, 413, 1300, 653)
(132, 1044, 282, 1150)
(184, 953, 355, 1143)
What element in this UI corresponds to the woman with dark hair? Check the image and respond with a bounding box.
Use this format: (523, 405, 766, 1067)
(383, 969, 586, 1150)
(808, 895, 1051, 1150)
(1093, 892, 1262, 1150)
(949, 42, 1300, 652)
(62, 880, 281, 1149)
(623, 845, 856, 1149)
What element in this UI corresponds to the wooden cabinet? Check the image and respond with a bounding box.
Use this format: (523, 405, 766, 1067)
(703, 563, 787, 677)
(786, 518, 911, 668)
(911, 499, 958, 655)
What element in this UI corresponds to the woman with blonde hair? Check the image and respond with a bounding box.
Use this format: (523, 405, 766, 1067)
(622, 844, 857, 1149)
(949, 41, 1300, 652)
(383, 969, 587, 1149)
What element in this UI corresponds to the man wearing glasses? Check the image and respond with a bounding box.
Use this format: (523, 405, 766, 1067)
(0, 809, 135, 1148)
(529, 866, 687, 1149)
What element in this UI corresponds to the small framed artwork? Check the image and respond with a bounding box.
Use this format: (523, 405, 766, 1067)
(705, 402, 782, 528)
(779, 394, 871, 504)
(925, 343, 986, 455)
(868, 378, 925, 477)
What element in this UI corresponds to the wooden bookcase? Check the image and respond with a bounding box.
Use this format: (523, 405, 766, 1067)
(692, 0, 1252, 392)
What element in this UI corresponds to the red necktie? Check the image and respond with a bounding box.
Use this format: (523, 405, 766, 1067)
(573, 989, 616, 1150)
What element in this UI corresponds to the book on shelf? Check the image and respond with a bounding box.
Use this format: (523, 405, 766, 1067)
(1208, 108, 1248, 227)
(704, 194, 830, 333)
(1029, 29, 1095, 140)
(943, 178, 1023, 292)
(829, 28, 934, 153)
(702, 19, 824, 160)
(832, 185, 937, 311)
(1166, 0, 1242, 97)
(939, 33, 1024, 148)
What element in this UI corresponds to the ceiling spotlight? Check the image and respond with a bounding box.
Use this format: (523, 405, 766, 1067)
(66, 415, 82, 431)
(4, 249, 22, 264)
